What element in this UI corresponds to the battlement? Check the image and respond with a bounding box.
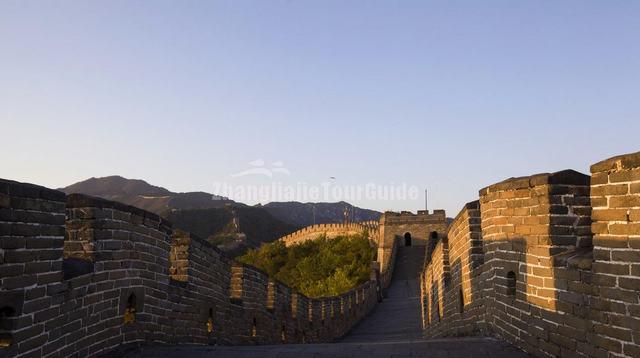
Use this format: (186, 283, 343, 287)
(420, 151, 640, 358)
(277, 221, 380, 247)
(383, 209, 446, 218)
(479, 169, 590, 195)
(0, 181, 390, 357)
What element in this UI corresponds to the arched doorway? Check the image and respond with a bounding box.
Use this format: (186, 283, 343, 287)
(404, 232, 412, 246)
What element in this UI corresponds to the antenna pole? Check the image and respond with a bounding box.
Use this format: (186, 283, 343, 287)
(425, 188, 428, 212)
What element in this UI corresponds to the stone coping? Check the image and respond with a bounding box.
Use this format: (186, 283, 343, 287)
(0, 178, 67, 201)
(66, 193, 172, 231)
(448, 200, 480, 226)
(479, 169, 589, 195)
(591, 150, 640, 173)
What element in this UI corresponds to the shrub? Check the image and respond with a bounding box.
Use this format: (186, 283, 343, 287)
(238, 233, 374, 298)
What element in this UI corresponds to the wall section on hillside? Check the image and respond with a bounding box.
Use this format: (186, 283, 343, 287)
(0, 181, 388, 357)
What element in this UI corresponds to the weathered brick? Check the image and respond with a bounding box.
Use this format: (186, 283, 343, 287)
(593, 324, 632, 342)
(618, 277, 640, 290)
(591, 172, 609, 185)
(591, 208, 628, 222)
(609, 195, 640, 208)
(592, 262, 630, 275)
(611, 250, 640, 262)
(608, 223, 640, 235)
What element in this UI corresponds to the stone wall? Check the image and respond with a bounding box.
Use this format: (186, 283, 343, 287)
(420, 151, 640, 358)
(0, 179, 66, 356)
(0, 180, 386, 358)
(590, 153, 640, 357)
(421, 201, 485, 336)
(378, 210, 448, 274)
(277, 221, 379, 247)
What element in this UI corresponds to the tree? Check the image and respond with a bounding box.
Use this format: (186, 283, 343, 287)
(237, 233, 374, 298)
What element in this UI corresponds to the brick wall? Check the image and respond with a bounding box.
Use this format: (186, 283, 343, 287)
(0, 179, 66, 356)
(420, 151, 640, 358)
(278, 221, 379, 247)
(421, 201, 486, 337)
(0, 181, 385, 357)
(590, 153, 640, 357)
(378, 210, 447, 273)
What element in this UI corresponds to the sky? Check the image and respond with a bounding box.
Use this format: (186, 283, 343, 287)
(1, 0, 639, 215)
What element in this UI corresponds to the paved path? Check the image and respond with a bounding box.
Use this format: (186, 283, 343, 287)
(342, 245, 425, 343)
(125, 246, 529, 357)
(126, 337, 529, 357)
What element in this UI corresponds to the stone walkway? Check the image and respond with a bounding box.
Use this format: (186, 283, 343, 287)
(341, 245, 425, 343)
(126, 337, 529, 357)
(125, 246, 529, 357)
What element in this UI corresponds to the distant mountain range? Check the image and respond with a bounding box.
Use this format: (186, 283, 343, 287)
(261, 201, 380, 227)
(60, 176, 381, 255)
(61, 176, 233, 216)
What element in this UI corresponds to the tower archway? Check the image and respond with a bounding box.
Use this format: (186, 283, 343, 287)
(404, 232, 412, 246)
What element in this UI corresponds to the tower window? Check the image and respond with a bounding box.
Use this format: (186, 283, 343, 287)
(123, 293, 136, 324)
(507, 271, 516, 297)
(0, 306, 16, 348)
(251, 317, 257, 337)
(207, 308, 214, 333)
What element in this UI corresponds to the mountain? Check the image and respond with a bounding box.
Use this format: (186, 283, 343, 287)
(60, 176, 232, 216)
(60, 176, 297, 255)
(167, 206, 298, 257)
(61, 177, 382, 255)
(261, 201, 381, 227)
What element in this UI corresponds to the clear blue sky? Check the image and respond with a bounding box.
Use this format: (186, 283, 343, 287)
(2, 1, 639, 215)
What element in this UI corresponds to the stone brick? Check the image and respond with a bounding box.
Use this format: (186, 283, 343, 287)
(618, 277, 640, 290)
(608, 223, 640, 235)
(611, 250, 640, 262)
(591, 208, 628, 222)
(592, 334, 622, 353)
(592, 262, 630, 275)
(609, 169, 640, 183)
(593, 324, 632, 342)
(591, 172, 609, 185)
(609, 195, 640, 208)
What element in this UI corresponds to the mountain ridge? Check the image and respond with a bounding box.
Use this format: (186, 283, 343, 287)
(61, 176, 381, 255)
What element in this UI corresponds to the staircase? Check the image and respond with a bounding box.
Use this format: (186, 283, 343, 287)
(341, 245, 425, 342)
(125, 245, 529, 357)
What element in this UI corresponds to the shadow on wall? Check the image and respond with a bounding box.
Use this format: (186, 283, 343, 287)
(0, 178, 392, 357)
(420, 162, 640, 357)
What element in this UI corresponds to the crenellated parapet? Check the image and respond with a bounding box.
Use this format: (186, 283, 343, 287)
(377, 209, 448, 275)
(420, 151, 640, 358)
(277, 221, 380, 247)
(0, 181, 383, 357)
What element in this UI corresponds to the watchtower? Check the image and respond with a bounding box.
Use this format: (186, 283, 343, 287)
(377, 210, 448, 271)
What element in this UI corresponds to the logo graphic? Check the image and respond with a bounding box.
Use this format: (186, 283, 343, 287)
(215, 157, 419, 204)
(230, 159, 291, 178)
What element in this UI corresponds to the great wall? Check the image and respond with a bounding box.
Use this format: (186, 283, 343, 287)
(419, 152, 640, 357)
(1, 150, 639, 357)
(277, 221, 380, 246)
(0, 185, 393, 357)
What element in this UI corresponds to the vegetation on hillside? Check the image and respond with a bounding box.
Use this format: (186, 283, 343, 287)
(168, 206, 298, 256)
(237, 234, 375, 298)
(262, 201, 381, 227)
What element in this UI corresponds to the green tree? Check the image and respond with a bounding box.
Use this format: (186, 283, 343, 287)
(237, 233, 374, 298)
